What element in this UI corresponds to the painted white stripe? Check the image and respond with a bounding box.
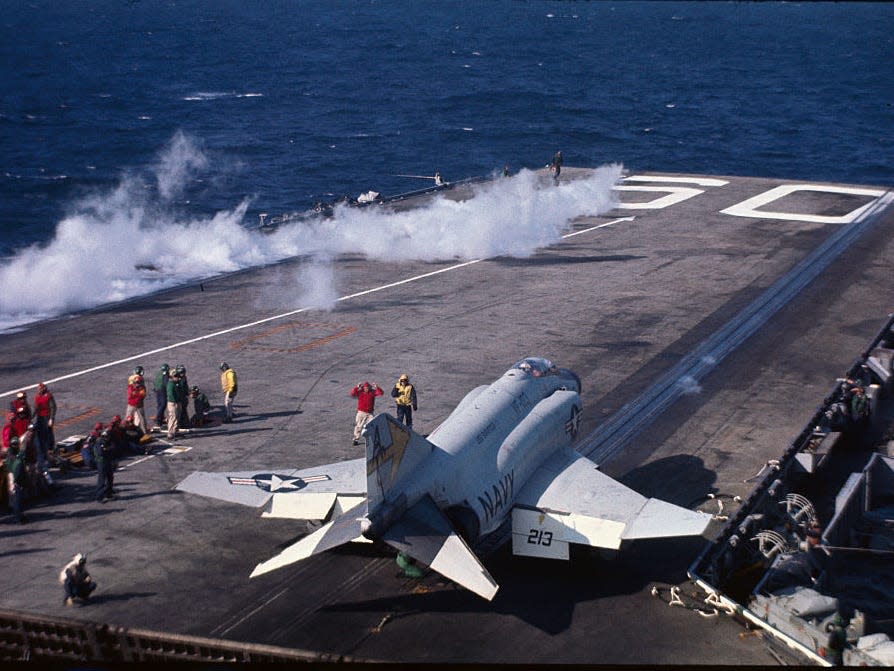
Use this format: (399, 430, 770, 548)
(721, 184, 889, 224)
(117, 443, 191, 470)
(1, 216, 634, 398)
(563, 216, 635, 238)
(623, 175, 729, 187)
(613, 186, 705, 209)
(118, 454, 156, 469)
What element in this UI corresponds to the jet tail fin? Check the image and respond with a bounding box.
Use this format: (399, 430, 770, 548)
(363, 413, 436, 513)
(383, 496, 499, 601)
(250, 499, 368, 578)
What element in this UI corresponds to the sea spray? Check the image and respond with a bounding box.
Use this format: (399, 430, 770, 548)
(0, 134, 622, 331)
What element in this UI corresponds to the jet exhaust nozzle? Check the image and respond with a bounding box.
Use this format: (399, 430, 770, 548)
(359, 517, 372, 537)
(363, 493, 408, 540)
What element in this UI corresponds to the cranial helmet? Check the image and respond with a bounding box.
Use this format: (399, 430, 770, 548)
(220, 362, 229, 371)
(134, 366, 144, 376)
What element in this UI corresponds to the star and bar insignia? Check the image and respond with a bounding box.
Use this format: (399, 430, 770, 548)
(227, 473, 331, 492)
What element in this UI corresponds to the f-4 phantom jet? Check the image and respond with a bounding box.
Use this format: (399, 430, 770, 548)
(176, 357, 710, 600)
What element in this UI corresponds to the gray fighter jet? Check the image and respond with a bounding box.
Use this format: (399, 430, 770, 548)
(176, 357, 710, 600)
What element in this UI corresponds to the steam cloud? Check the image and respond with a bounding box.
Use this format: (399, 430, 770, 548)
(678, 375, 703, 395)
(155, 131, 209, 200)
(0, 133, 622, 331)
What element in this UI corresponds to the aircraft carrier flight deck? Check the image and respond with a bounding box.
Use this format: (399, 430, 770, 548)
(1, 167, 893, 664)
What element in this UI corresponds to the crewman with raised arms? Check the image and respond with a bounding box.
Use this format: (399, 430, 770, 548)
(391, 373, 418, 429)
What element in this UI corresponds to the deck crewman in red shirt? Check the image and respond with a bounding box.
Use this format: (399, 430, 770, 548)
(9, 392, 31, 436)
(125, 367, 149, 437)
(33, 383, 57, 485)
(350, 381, 383, 445)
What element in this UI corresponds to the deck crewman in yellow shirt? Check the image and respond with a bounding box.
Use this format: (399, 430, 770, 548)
(390, 373, 418, 429)
(219, 362, 238, 423)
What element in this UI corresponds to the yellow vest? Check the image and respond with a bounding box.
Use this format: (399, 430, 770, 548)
(394, 382, 414, 406)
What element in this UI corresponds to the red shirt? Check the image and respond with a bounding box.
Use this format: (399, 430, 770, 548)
(34, 391, 54, 418)
(10, 398, 30, 420)
(127, 377, 147, 407)
(350, 384, 383, 413)
(11, 416, 29, 437)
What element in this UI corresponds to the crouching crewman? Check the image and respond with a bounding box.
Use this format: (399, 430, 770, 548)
(60, 553, 96, 606)
(190, 386, 211, 427)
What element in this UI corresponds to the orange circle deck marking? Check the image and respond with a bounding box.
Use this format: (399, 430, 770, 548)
(229, 322, 357, 353)
(55, 407, 102, 429)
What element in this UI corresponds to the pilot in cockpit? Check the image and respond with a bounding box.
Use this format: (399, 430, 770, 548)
(515, 357, 557, 378)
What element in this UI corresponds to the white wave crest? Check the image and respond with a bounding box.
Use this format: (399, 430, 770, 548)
(182, 91, 264, 101)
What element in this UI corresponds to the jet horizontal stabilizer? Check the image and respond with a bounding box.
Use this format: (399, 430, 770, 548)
(250, 499, 368, 579)
(621, 497, 711, 541)
(383, 495, 499, 601)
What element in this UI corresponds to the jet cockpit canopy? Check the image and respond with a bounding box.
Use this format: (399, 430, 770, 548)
(512, 357, 581, 393)
(513, 357, 558, 377)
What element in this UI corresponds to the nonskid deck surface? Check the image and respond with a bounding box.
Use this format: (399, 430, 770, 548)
(1, 169, 892, 664)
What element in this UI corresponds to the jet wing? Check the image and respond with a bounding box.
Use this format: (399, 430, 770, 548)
(175, 457, 366, 521)
(383, 495, 499, 601)
(511, 446, 710, 558)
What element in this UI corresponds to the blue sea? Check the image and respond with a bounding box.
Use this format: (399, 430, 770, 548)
(1, 1, 892, 331)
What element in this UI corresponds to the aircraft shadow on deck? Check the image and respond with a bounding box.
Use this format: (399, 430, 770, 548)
(308, 534, 707, 636)
(253, 458, 719, 638)
(619, 454, 717, 507)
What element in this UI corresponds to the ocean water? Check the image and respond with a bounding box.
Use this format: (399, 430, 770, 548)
(1, 1, 892, 331)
